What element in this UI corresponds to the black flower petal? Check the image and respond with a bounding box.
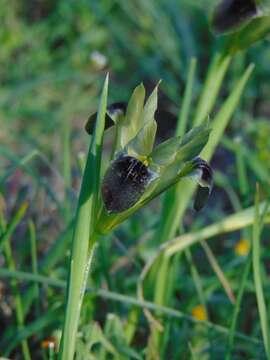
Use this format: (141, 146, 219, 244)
(85, 102, 127, 135)
(102, 154, 156, 213)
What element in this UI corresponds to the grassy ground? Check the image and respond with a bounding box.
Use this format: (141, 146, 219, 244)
(1, 0, 270, 359)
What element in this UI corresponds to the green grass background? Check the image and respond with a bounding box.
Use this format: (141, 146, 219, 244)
(1, 0, 270, 359)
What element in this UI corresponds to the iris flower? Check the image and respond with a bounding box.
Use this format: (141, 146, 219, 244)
(85, 83, 213, 233)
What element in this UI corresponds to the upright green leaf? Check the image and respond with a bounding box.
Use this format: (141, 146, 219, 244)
(252, 189, 270, 360)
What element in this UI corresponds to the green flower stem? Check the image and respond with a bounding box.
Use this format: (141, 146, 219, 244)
(58, 162, 100, 360)
(59, 75, 108, 360)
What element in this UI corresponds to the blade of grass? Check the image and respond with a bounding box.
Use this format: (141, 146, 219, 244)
(222, 136, 270, 187)
(225, 255, 251, 360)
(1, 306, 63, 356)
(235, 140, 249, 198)
(200, 240, 235, 304)
(0, 202, 31, 360)
(193, 54, 231, 126)
(201, 63, 255, 159)
(28, 220, 40, 317)
(176, 57, 197, 136)
(63, 116, 72, 222)
(0, 201, 29, 251)
(252, 187, 270, 359)
(0, 149, 39, 184)
(214, 171, 242, 211)
(165, 200, 270, 257)
(22, 220, 74, 316)
(185, 248, 208, 318)
(0, 147, 64, 214)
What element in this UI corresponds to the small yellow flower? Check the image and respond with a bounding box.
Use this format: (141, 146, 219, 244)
(191, 305, 207, 321)
(234, 239, 250, 257)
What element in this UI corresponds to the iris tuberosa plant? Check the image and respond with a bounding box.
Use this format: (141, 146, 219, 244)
(58, 75, 213, 359)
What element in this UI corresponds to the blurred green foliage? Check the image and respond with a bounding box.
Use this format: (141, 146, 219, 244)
(1, 0, 270, 359)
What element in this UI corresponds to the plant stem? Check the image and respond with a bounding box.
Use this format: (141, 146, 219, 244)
(59, 74, 108, 360)
(59, 229, 99, 360)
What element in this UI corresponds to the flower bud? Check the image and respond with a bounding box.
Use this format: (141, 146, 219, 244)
(212, 0, 259, 34)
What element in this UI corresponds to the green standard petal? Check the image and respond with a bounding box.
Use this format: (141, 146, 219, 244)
(119, 84, 146, 148)
(127, 120, 157, 158)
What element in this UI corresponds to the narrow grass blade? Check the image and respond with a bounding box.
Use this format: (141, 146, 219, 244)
(185, 248, 208, 317)
(176, 58, 197, 137)
(0, 201, 29, 251)
(165, 200, 269, 257)
(201, 64, 255, 159)
(252, 188, 270, 359)
(0, 149, 39, 184)
(223, 136, 270, 186)
(225, 256, 251, 360)
(22, 220, 74, 316)
(28, 220, 40, 317)
(0, 147, 63, 213)
(1, 202, 31, 359)
(193, 54, 231, 126)
(1, 307, 62, 356)
(62, 117, 72, 222)
(201, 240, 235, 304)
